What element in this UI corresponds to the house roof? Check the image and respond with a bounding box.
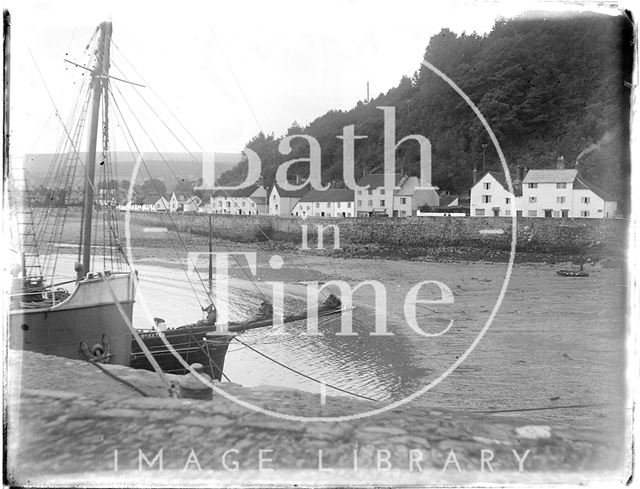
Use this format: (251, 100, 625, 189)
(172, 191, 193, 201)
(573, 176, 617, 202)
(272, 184, 310, 198)
(142, 195, 168, 205)
(439, 194, 458, 207)
(356, 173, 403, 189)
(212, 184, 261, 198)
(522, 169, 578, 184)
(476, 171, 522, 196)
(299, 188, 355, 203)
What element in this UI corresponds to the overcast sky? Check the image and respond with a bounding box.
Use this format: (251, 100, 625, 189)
(6, 0, 618, 157)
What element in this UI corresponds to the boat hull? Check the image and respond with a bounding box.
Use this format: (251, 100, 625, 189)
(9, 273, 135, 366)
(130, 327, 233, 380)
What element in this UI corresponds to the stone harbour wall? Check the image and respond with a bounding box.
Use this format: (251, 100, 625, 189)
(133, 213, 628, 258)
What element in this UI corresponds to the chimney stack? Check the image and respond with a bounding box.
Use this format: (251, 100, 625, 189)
(472, 167, 478, 186)
(515, 165, 522, 183)
(557, 156, 565, 169)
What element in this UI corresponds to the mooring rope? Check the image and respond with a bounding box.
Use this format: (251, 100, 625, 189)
(85, 359, 149, 397)
(474, 402, 613, 414)
(232, 336, 382, 403)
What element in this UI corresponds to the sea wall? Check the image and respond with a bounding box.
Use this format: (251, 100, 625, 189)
(131, 213, 628, 257)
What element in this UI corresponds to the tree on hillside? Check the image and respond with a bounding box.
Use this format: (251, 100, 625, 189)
(140, 178, 167, 197)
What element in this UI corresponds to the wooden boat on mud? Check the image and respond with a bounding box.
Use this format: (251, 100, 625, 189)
(131, 295, 346, 380)
(556, 269, 589, 277)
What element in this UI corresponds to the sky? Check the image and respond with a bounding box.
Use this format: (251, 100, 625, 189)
(5, 0, 621, 157)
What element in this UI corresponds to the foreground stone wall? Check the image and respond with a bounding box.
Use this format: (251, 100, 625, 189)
(132, 213, 628, 257)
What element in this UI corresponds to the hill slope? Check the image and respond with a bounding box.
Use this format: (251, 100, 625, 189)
(220, 13, 632, 211)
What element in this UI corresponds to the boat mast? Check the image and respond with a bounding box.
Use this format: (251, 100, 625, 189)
(3, 10, 10, 181)
(79, 21, 112, 278)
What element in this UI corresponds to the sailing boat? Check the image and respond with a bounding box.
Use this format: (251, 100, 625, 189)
(7, 19, 346, 381)
(8, 21, 136, 366)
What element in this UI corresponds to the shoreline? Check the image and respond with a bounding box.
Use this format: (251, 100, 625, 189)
(6, 351, 630, 481)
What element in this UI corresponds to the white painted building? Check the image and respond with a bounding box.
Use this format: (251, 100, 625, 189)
(392, 176, 440, 217)
(268, 185, 308, 216)
(170, 192, 202, 212)
(210, 185, 268, 215)
(354, 173, 439, 217)
(291, 189, 355, 218)
(521, 169, 617, 218)
(470, 168, 617, 218)
(470, 171, 522, 217)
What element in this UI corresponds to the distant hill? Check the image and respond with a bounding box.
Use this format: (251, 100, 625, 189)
(21, 151, 239, 189)
(219, 13, 632, 213)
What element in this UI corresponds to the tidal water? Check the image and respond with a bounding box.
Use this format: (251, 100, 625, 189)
(49, 253, 626, 429)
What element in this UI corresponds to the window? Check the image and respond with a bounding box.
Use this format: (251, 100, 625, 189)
(347, 202, 352, 208)
(218, 201, 222, 207)
(529, 197, 537, 203)
(272, 194, 276, 200)
(505, 197, 511, 204)
(368, 200, 373, 206)
(528, 183, 538, 189)
(380, 189, 385, 195)
(483, 182, 491, 190)
(380, 200, 385, 206)
(556, 183, 567, 189)
(399, 210, 407, 216)
(580, 210, 590, 217)
(400, 197, 407, 205)
(357, 200, 362, 206)
(368, 190, 373, 195)
(505, 209, 511, 216)
(357, 190, 362, 195)
(581, 196, 591, 204)
(242, 201, 246, 206)
(528, 210, 537, 217)
(315, 203, 319, 208)
(475, 209, 485, 216)
(226, 202, 231, 207)
(275, 204, 278, 210)
(552, 211, 561, 217)
(482, 195, 491, 204)
(556, 196, 566, 204)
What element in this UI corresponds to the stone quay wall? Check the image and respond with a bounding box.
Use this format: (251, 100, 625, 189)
(132, 213, 628, 257)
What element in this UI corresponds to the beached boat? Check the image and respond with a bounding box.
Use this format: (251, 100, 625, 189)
(556, 269, 589, 277)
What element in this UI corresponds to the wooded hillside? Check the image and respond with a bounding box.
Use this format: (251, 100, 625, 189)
(220, 13, 632, 211)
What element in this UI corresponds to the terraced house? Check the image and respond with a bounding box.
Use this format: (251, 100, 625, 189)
(209, 184, 268, 215)
(470, 162, 617, 218)
(355, 173, 439, 217)
(291, 189, 355, 217)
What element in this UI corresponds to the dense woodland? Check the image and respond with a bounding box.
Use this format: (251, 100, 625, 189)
(219, 13, 632, 211)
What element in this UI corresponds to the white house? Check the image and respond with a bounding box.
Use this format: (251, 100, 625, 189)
(268, 185, 308, 216)
(392, 176, 439, 217)
(470, 171, 522, 217)
(521, 169, 617, 218)
(210, 185, 268, 215)
(354, 173, 439, 217)
(170, 192, 202, 213)
(291, 189, 355, 218)
(137, 195, 169, 212)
